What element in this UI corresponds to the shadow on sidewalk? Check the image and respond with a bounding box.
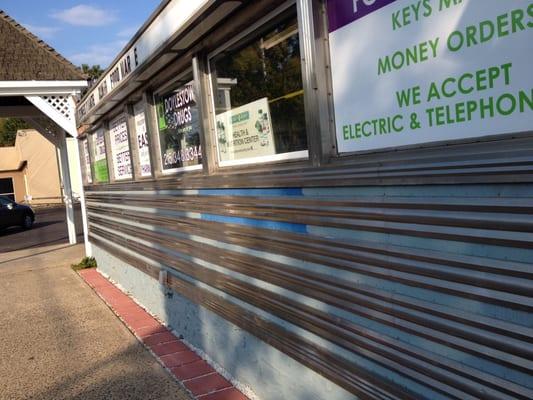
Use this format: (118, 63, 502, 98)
(0, 243, 74, 266)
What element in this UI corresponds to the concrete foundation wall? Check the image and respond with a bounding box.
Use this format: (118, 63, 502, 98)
(93, 244, 356, 400)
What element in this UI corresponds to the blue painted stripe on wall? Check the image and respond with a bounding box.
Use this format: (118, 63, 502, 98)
(201, 213, 307, 234)
(199, 188, 303, 197)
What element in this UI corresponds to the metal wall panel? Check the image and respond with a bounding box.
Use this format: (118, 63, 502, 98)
(85, 181, 533, 400)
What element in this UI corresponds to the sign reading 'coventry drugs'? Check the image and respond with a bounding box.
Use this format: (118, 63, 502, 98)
(328, 0, 533, 153)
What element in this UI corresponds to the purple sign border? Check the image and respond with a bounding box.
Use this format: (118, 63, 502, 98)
(327, 0, 398, 33)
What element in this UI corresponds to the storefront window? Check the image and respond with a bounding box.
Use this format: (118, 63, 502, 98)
(133, 102, 152, 177)
(109, 114, 133, 180)
(210, 12, 307, 165)
(90, 128, 109, 183)
(154, 77, 202, 173)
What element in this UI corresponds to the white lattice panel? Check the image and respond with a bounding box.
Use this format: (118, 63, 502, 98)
(26, 95, 77, 136)
(42, 95, 74, 122)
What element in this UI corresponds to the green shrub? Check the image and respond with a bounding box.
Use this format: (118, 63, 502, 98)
(71, 256, 97, 271)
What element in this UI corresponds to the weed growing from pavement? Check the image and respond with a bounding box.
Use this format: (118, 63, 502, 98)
(71, 256, 97, 271)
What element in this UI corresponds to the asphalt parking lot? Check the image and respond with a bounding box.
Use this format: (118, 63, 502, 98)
(0, 204, 83, 253)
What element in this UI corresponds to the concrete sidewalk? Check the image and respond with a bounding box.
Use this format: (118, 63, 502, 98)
(0, 244, 192, 400)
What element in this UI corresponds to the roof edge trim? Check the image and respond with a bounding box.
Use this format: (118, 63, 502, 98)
(0, 81, 87, 96)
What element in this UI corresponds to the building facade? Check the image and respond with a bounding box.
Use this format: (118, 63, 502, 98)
(0, 129, 62, 204)
(76, 1, 533, 399)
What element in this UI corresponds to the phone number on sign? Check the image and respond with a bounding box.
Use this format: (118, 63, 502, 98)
(163, 145, 201, 166)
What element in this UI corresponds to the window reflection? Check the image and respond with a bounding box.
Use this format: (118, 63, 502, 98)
(211, 14, 307, 163)
(155, 79, 202, 172)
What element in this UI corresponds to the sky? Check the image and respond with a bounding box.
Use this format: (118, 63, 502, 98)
(1, 0, 161, 68)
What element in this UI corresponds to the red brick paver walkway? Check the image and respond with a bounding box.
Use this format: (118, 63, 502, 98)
(79, 268, 249, 400)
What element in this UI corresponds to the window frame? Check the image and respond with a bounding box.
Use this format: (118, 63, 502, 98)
(127, 99, 155, 180)
(151, 66, 204, 176)
(88, 125, 110, 184)
(0, 179, 15, 201)
(206, 1, 313, 169)
(107, 110, 135, 182)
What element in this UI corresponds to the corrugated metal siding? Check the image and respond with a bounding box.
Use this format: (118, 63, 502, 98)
(85, 184, 533, 400)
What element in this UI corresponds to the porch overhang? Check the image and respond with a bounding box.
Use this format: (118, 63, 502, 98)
(0, 81, 87, 96)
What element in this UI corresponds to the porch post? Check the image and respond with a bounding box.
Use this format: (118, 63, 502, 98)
(57, 130, 77, 245)
(67, 136, 92, 255)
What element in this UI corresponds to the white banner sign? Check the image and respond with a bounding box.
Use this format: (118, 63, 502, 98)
(216, 97, 276, 163)
(133, 102, 152, 177)
(109, 114, 132, 180)
(82, 139, 92, 184)
(328, 0, 533, 153)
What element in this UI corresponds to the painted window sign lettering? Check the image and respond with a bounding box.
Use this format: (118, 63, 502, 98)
(82, 139, 92, 184)
(109, 114, 132, 180)
(155, 82, 202, 172)
(91, 128, 109, 183)
(133, 102, 152, 177)
(327, 0, 533, 153)
(216, 98, 276, 162)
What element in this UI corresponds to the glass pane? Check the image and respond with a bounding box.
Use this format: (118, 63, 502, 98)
(154, 79, 202, 172)
(210, 13, 307, 163)
(91, 128, 109, 183)
(0, 178, 14, 194)
(109, 114, 133, 180)
(133, 102, 152, 177)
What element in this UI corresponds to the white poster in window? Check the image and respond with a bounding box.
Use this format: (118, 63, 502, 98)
(133, 102, 152, 177)
(82, 139, 92, 184)
(327, 0, 533, 153)
(216, 97, 276, 162)
(109, 114, 132, 180)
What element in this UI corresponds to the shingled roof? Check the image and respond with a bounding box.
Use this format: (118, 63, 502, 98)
(0, 10, 85, 81)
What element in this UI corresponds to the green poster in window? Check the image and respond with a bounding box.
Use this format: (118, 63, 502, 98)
(157, 102, 167, 131)
(92, 128, 109, 183)
(94, 159, 109, 183)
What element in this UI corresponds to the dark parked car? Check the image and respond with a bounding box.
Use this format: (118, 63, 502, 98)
(0, 196, 34, 230)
